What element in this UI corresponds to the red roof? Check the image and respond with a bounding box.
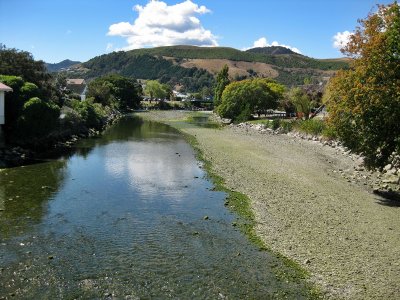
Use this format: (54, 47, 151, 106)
(0, 82, 13, 92)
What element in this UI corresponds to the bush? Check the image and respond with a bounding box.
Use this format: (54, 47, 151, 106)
(280, 120, 294, 133)
(271, 119, 281, 130)
(294, 119, 326, 136)
(20, 82, 39, 99)
(70, 100, 105, 129)
(17, 97, 60, 139)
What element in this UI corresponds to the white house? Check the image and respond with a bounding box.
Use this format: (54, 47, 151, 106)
(0, 82, 13, 125)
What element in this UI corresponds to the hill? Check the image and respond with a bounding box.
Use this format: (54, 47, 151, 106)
(63, 45, 349, 91)
(246, 46, 299, 55)
(46, 59, 81, 72)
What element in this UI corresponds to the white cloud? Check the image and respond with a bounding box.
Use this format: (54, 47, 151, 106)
(333, 30, 352, 49)
(107, 0, 218, 50)
(245, 37, 301, 54)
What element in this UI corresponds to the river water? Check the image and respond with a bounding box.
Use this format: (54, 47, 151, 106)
(0, 116, 311, 299)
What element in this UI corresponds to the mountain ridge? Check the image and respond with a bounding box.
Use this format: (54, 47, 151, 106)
(46, 59, 81, 72)
(60, 45, 349, 90)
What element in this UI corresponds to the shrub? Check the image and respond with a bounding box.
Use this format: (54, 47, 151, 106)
(294, 119, 326, 136)
(17, 97, 60, 139)
(271, 119, 281, 130)
(70, 100, 105, 129)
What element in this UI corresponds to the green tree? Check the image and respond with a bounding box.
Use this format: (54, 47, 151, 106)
(288, 87, 312, 120)
(144, 80, 168, 100)
(325, 2, 400, 167)
(70, 99, 105, 129)
(214, 64, 230, 108)
(0, 75, 41, 132)
(17, 97, 60, 139)
(217, 78, 284, 122)
(0, 44, 55, 100)
(86, 74, 142, 110)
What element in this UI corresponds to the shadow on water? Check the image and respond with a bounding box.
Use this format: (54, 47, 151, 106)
(0, 160, 67, 238)
(187, 114, 221, 129)
(0, 115, 314, 299)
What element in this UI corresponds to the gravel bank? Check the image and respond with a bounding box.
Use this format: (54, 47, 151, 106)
(140, 111, 400, 299)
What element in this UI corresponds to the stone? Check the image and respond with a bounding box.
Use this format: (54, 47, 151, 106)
(382, 175, 399, 184)
(384, 164, 393, 172)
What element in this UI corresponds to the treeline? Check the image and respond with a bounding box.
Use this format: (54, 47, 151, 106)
(129, 45, 349, 70)
(74, 45, 348, 91)
(0, 45, 141, 148)
(81, 52, 214, 92)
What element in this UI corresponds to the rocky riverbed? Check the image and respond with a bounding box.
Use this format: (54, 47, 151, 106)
(140, 110, 400, 299)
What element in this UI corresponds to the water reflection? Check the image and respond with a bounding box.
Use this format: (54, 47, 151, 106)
(0, 161, 67, 238)
(0, 116, 312, 299)
(104, 140, 200, 199)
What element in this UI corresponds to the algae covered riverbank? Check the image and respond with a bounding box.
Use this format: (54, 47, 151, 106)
(0, 115, 316, 299)
(139, 110, 400, 299)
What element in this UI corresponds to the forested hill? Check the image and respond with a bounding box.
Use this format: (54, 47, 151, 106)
(246, 46, 298, 55)
(64, 45, 349, 90)
(46, 59, 81, 72)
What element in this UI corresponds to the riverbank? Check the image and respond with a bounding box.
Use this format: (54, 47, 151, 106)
(0, 111, 122, 168)
(138, 110, 400, 299)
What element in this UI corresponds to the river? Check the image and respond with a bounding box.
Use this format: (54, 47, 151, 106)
(0, 116, 311, 299)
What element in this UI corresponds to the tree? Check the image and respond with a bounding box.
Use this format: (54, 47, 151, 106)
(325, 2, 400, 167)
(16, 97, 60, 139)
(217, 78, 284, 122)
(214, 65, 230, 108)
(86, 74, 142, 110)
(0, 75, 41, 132)
(288, 87, 312, 119)
(0, 44, 55, 100)
(144, 80, 168, 100)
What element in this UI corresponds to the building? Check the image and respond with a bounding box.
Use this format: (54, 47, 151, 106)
(0, 83, 13, 125)
(0, 83, 13, 147)
(66, 78, 87, 101)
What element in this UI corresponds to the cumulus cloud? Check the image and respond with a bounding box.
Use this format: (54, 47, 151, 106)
(108, 0, 218, 50)
(245, 37, 301, 54)
(333, 30, 352, 49)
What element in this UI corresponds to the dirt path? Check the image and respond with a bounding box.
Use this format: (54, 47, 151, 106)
(140, 111, 400, 299)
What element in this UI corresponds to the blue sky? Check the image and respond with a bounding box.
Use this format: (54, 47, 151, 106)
(0, 0, 394, 63)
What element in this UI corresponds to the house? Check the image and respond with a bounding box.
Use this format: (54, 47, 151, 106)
(0, 83, 13, 125)
(0, 83, 13, 147)
(66, 78, 87, 101)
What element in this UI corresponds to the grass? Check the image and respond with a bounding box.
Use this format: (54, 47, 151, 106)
(250, 117, 337, 139)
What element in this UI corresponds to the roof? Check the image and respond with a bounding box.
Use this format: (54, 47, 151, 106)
(0, 82, 13, 92)
(66, 78, 86, 85)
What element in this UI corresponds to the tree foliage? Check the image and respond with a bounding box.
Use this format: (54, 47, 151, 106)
(214, 65, 230, 107)
(81, 53, 215, 93)
(16, 97, 60, 139)
(86, 74, 142, 110)
(0, 75, 41, 131)
(325, 2, 400, 167)
(144, 80, 169, 100)
(288, 87, 312, 119)
(0, 44, 55, 100)
(217, 78, 284, 122)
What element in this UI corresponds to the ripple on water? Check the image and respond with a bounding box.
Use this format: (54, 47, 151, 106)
(0, 116, 312, 298)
